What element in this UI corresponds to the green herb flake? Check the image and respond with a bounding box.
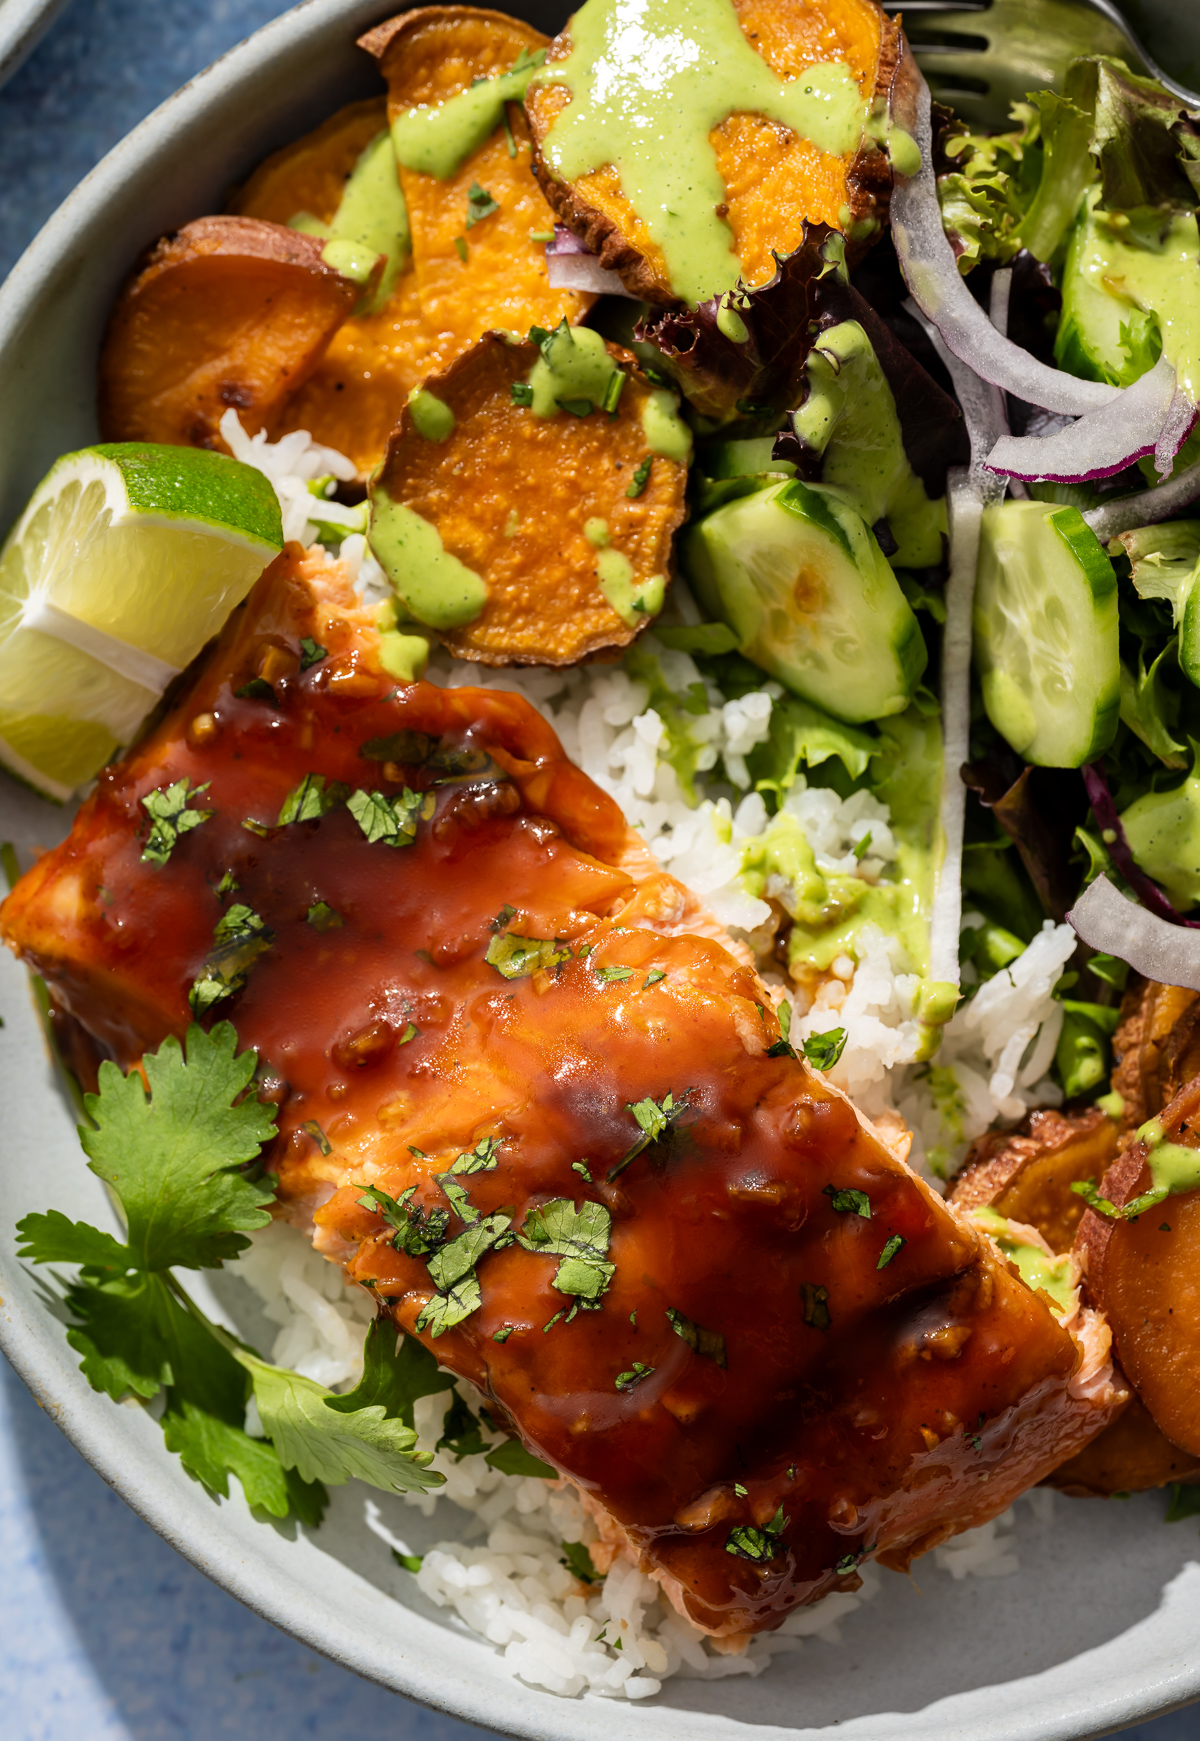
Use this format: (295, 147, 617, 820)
(188, 903, 274, 1016)
(511, 380, 534, 407)
(609, 1090, 689, 1179)
(626, 457, 652, 499)
(725, 1523, 785, 1563)
(235, 677, 277, 704)
(306, 900, 344, 931)
(734, 1482, 748, 1496)
(615, 1361, 654, 1392)
(347, 786, 433, 848)
(835, 1553, 859, 1575)
(278, 773, 350, 825)
(571, 1159, 591, 1179)
(596, 964, 635, 984)
(484, 1438, 555, 1477)
(399, 1021, 418, 1045)
(299, 637, 327, 671)
(557, 396, 594, 417)
(485, 932, 571, 979)
(601, 370, 625, 414)
(561, 1540, 600, 1582)
(490, 903, 517, 932)
(665, 1306, 727, 1367)
(801, 1281, 831, 1331)
(466, 182, 499, 228)
(493, 1326, 514, 1343)
(140, 778, 213, 867)
(436, 1391, 489, 1460)
(877, 1234, 905, 1269)
(453, 236, 468, 263)
(215, 870, 239, 899)
(357, 1184, 449, 1259)
(241, 818, 273, 839)
(823, 1184, 871, 1219)
(518, 1198, 615, 1305)
(417, 1212, 515, 1336)
(448, 1137, 502, 1175)
(853, 831, 873, 862)
(392, 1548, 424, 1573)
(642, 969, 666, 989)
(802, 1028, 847, 1071)
(303, 1120, 332, 1156)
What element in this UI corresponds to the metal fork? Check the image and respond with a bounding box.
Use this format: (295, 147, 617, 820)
(881, 0, 1200, 128)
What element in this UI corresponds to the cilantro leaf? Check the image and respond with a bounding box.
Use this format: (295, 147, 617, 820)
(484, 1438, 556, 1477)
(518, 1198, 615, 1305)
(436, 1174, 479, 1224)
(16, 1209, 132, 1271)
(665, 1305, 726, 1367)
(232, 1342, 443, 1493)
(416, 1212, 515, 1336)
(357, 1184, 449, 1258)
(415, 1274, 481, 1337)
(608, 1090, 689, 1179)
(802, 1029, 847, 1071)
(306, 900, 343, 931)
(511, 381, 534, 407)
(347, 786, 432, 847)
(823, 1184, 871, 1219)
(466, 181, 500, 227)
(725, 1516, 787, 1562)
(436, 1391, 490, 1459)
(325, 1319, 450, 1427)
(877, 1234, 905, 1269)
(299, 637, 327, 670)
(62, 1269, 174, 1402)
(79, 1023, 276, 1272)
(161, 1401, 326, 1524)
(625, 457, 652, 499)
(278, 773, 349, 825)
(188, 905, 274, 1015)
(447, 1136, 502, 1175)
(615, 1361, 654, 1391)
(1166, 1483, 1200, 1522)
(140, 779, 213, 867)
(485, 933, 571, 979)
(561, 1539, 600, 1581)
(596, 964, 635, 984)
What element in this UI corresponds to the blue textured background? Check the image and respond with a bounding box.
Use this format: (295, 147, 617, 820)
(0, 3, 1198, 1737)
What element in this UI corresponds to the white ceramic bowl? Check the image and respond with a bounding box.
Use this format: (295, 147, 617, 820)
(3, 4, 1200, 1736)
(0, 0, 71, 91)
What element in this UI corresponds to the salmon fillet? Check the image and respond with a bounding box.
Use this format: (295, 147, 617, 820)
(1, 546, 1122, 1636)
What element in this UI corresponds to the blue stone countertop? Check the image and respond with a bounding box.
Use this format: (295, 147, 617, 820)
(0, 5, 1198, 1739)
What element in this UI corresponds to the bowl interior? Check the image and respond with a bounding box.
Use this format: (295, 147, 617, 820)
(2, 3, 1200, 1737)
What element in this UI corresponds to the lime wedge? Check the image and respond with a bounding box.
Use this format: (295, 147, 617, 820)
(0, 443, 283, 799)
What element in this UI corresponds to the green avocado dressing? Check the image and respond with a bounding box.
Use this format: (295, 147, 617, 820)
(791, 319, 946, 568)
(392, 48, 545, 180)
(972, 1208, 1076, 1315)
(527, 323, 621, 416)
(598, 549, 664, 625)
(1134, 1117, 1200, 1202)
(293, 131, 409, 314)
(368, 493, 487, 629)
(642, 388, 693, 463)
(408, 389, 456, 442)
(1057, 190, 1200, 405)
(531, 0, 866, 305)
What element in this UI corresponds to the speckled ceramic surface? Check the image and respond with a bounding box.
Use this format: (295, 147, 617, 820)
(0, 0, 72, 89)
(3, 3, 1200, 1736)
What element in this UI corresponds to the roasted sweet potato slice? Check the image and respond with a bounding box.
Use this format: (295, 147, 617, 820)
(1112, 974, 1200, 1131)
(949, 1106, 1120, 1255)
(361, 7, 592, 356)
(1076, 1073, 1200, 1457)
(1047, 1394, 1200, 1496)
(369, 329, 688, 664)
(524, 0, 902, 308)
(232, 99, 441, 474)
(98, 216, 366, 449)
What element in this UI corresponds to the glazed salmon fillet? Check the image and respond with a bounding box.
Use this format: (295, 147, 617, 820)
(1, 548, 1122, 1637)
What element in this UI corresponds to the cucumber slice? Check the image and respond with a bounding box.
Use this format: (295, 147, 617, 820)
(682, 478, 926, 724)
(974, 499, 1119, 768)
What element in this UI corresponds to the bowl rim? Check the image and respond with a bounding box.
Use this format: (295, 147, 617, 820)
(2, 3, 1200, 1736)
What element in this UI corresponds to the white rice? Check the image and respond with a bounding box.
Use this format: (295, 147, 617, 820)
(216, 418, 1071, 1698)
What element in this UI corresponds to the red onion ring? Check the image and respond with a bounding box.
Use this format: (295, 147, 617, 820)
(984, 357, 1183, 482)
(1068, 874, 1200, 986)
(544, 226, 634, 298)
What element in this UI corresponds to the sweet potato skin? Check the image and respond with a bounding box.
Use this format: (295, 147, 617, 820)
(1112, 975, 1200, 1132)
(362, 8, 592, 348)
(525, 0, 901, 307)
(232, 100, 441, 473)
(949, 1107, 1120, 1255)
(372, 332, 687, 665)
(1046, 1393, 1200, 1495)
(1076, 1073, 1200, 1457)
(98, 217, 361, 449)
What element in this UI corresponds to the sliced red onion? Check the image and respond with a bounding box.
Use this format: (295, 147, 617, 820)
(1080, 759, 1200, 928)
(1083, 457, 1200, 543)
(1068, 874, 1200, 988)
(890, 75, 1144, 420)
(903, 297, 1008, 490)
(544, 226, 635, 298)
(1155, 385, 1199, 478)
(984, 356, 1180, 482)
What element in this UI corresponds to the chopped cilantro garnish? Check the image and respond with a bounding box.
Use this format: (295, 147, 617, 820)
(398, 1021, 418, 1044)
(596, 964, 635, 984)
(835, 1553, 859, 1576)
(490, 903, 517, 931)
(453, 236, 467, 263)
(511, 380, 534, 406)
(347, 786, 433, 848)
(823, 1184, 871, 1219)
(561, 1540, 600, 1583)
(571, 1159, 591, 1179)
(734, 1483, 747, 1497)
(417, 1212, 515, 1337)
(1071, 1177, 1167, 1221)
(299, 637, 327, 670)
(241, 818, 273, 838)
(518, 1198, 615, 1305)
(484, 1438, 556, 1477)
(557, 396, 594, 417)
(278, 773, 349, 825)
(485, 932, 571, 979)
(448, 1136, 502, 1174)
(466, 182, 499, 227)
(666, 1306, 726, 1367)
(801, 1281, 831, 1330)
(601, 370, 625, 414)
(493, 1326, 513, 1343)
(626, 457, 652, 499)
(302, 1119, 332, 1156)
(140, 778, 213, 867)
(802, 1028, 847, 1071)
(357, 1184, 449, 1258)
(436, 1175, 479, 1225)
(726, 1518, 787, 1562)
(615, 1362, 654, 1392)
(608, 1090, 689, 1179)
(235, 676, 277, 704)
(877, 1234, 904, 1269)
(853, 831, 873, 862)
(215, 869, 239, 899)
(642, 969, 666, 989)
(188, 903, 273, 1016)
(392, 1548, 424, 1573)
(306, 900, 343, 931)
(437, 1391, 489, 1460)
